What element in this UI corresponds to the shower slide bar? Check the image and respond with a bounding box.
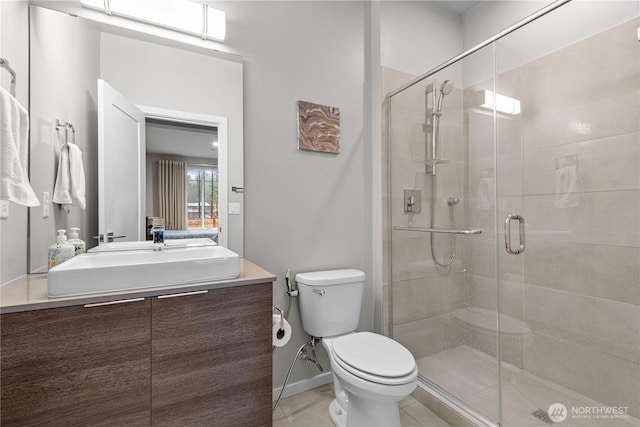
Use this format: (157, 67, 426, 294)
(0, 57, 17, 96)
(393, 226, 482, 235)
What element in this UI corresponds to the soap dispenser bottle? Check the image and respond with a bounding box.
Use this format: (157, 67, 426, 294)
(68, 227, 86, 255)
(48, 229, 76, 269)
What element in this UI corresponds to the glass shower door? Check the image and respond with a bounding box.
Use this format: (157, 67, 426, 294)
(494, 2, 640, 424)
(388, 42, 502, 424)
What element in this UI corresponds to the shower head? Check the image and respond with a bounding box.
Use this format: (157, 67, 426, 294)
(436, 80, 454, 113)
(440, 80, 454, 96)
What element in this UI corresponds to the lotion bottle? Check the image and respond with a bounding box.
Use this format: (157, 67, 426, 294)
(68, 227, 86, 255)
(48, 229, 76, 269)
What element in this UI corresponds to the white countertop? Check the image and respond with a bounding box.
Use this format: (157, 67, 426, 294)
(0, 258, 276, 314)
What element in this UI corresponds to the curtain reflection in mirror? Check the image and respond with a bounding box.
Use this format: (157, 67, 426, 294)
(158, 159, 187, 230)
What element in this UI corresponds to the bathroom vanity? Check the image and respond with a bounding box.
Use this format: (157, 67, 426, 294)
(0, 259, 275, 426)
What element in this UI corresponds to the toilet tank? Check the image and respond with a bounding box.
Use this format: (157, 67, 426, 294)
(296, 269, 365, 338)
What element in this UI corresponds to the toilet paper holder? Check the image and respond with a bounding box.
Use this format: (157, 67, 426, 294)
(273, 305, 285, 336)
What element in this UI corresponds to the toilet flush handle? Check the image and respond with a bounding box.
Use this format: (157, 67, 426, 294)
(313, 289, 326, 296)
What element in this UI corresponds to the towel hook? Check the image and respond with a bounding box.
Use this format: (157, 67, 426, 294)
(66, 123, 76, 144)
(55, 119, 68, 145)
(0, 57, 16, 97)
(55, 120, 76, 144)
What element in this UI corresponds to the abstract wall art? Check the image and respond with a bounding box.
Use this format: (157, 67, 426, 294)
(297, 100, 340, 154)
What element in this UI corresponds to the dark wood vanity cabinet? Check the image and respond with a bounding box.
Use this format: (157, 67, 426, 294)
(0, 298, 151, 426)
(0, 282, 273, 427)
(151, 283, 273, 426)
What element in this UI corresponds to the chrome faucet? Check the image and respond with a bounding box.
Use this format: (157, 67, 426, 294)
(93, 232, 126, 243)
(152, 226, 165, 251)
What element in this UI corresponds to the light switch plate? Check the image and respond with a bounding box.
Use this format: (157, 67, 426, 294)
(42, 192, 50, 218)
(0, 200, 9, 219)
(229, 202, 241, 215)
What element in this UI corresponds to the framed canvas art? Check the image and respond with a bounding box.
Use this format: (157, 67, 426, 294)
(297, 100, 340, 154)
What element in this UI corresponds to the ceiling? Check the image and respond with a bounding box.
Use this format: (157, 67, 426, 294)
(434, 1, 482, 15)
(146, 121, 218, 160)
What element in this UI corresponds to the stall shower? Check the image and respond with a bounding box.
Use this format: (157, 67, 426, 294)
(384, 1, 639, 426)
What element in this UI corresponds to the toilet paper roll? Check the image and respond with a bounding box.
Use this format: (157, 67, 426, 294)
(272, 314, 292, 347)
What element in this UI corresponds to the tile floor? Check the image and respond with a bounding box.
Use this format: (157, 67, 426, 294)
(418, 345, 640, 427)
(274, 346, 640, 426)
(272, 383, 451, 427)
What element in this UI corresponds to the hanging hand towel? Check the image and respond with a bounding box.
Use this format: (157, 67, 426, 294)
(476, 177, 494, 210)
(68, 142, 86, 210)
(53, 143, 72, 205)
(554, 165, 581, 208)
(53, 142, 86, 210)
(0, 87, 40, 206)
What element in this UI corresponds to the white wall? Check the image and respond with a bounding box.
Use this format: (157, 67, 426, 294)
(100, 32, 244, 255)
(216, 0, 374, 387)
(380, 1, 463, 78)
(0, 1, 29, 284)
(217, 0, 465, 391)
(29, 6, 101, 272)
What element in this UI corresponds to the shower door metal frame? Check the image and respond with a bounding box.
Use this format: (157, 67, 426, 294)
(385, 0, 572, 99)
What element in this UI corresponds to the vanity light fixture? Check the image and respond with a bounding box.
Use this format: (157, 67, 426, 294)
(80, 0, 226, 42)
(479, 89, 521, 115)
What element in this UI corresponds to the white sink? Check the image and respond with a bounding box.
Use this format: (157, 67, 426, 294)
(88, 238, 216, 253)
(48, 246, 240, 297)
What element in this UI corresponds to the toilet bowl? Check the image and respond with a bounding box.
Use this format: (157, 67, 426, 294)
(323, 332, 418, 427)
(296, 270, 418, 427)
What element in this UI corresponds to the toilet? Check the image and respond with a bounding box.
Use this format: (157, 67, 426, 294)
(296, 269, 418, 427)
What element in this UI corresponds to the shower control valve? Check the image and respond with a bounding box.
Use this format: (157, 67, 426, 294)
(404, 189, 422, 213)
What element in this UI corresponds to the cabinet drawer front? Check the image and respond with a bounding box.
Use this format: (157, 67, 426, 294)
(1, 299, 151, 426)
(151, 283, 273, 426)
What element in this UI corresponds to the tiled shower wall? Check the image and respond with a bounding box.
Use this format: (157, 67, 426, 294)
(383, 67, 467, 359)
(384, 17, 639, 417)
(499, 17, 639, 415)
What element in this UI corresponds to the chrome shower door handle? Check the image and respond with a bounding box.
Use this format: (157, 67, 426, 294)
(505, 214, 525, 255)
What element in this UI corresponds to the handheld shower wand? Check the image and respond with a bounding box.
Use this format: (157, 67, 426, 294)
(426, 79, 458, 267)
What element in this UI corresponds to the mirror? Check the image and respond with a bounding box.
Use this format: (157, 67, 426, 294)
(28, 5, 244, 272)
(145, 118, 222, 243)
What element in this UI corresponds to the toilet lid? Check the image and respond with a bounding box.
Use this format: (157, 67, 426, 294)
(332, 332, 416, 382)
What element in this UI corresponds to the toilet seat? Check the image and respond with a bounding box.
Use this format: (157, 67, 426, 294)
(331, 332, 416, 386)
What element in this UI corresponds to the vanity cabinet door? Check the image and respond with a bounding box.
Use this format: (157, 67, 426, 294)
(151, 284, 272, 427)
(0, 298, 151, 426)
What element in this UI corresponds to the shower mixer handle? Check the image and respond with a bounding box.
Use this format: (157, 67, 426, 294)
(404, 189, 422, 213)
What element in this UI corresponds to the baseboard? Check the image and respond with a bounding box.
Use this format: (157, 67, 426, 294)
(272, 371, 333, 401)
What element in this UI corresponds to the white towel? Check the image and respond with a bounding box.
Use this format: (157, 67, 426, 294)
(476, 177, 494, 210)
(0, 87, 40, 206)
(554, 165, 581, 208)
(53, 142, 86, 210)
(68, 143, 85, 209)
(53, 143, 72, 205)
